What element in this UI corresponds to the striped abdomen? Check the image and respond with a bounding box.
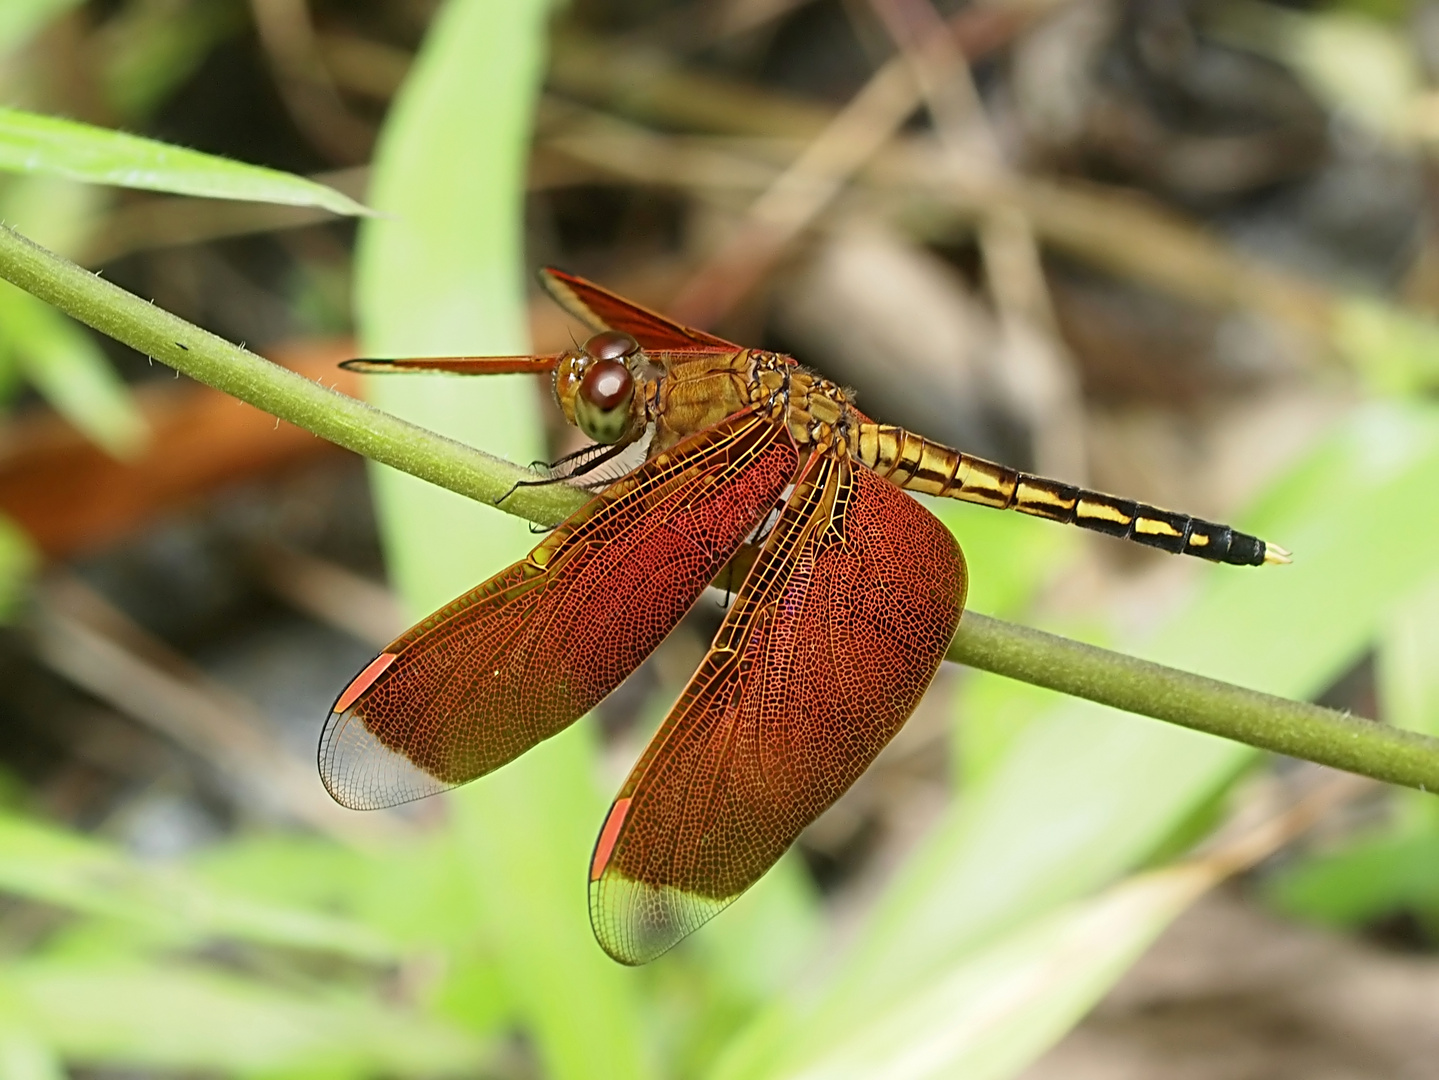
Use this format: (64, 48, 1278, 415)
(853, 424, 1283, 567)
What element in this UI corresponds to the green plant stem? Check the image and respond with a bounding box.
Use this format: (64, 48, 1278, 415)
(0, 224, 586, 529)
(949, 614, 1439, 792)
(1, 221, 1436, 794)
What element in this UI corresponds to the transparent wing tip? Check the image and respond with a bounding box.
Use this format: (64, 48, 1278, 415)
(589, 871, 731, 965)
(317, 703, 447, 811)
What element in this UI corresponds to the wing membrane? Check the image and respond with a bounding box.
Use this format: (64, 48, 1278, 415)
(589, 456, 968, 963)
(319, 409, 798, 810)
(540, 268, 739, 351)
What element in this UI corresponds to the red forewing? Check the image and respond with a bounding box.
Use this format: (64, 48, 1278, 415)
(588, 455, 968, 964)
(319, 409, 798, 810)
(540, 268, 739, 352)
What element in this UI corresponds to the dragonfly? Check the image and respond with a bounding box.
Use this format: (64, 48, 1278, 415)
(320, 268, 1288, 965)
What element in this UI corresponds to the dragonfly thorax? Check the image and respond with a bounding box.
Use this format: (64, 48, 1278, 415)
(748, 351, 857, 455)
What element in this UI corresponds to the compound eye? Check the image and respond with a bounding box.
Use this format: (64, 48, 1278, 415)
(584, 330, 639, 362)
(575, 359, 635, 444)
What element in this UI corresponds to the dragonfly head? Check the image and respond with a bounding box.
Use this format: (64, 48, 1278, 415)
(554, 331, 643, 445)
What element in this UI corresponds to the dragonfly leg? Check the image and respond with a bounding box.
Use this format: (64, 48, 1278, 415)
(498, 439, 641, 506)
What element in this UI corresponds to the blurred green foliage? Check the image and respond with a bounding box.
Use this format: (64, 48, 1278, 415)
(0, 1, 85, 58)
(1266, 574, 1439, 938)
(0, 107, 370, 213)
(98, 0, 246, 121)
(0, 8, 371, 624)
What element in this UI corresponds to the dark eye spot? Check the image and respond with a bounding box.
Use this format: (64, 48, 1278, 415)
(584, 331, 639, 361)
(574, 359, 635, 445)
(580, 359, 632, 410)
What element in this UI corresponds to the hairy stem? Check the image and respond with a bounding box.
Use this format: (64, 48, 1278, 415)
(949, 615, 1439, 792)
(1, 222, 1435, 794)
(0, 225, 585, 529)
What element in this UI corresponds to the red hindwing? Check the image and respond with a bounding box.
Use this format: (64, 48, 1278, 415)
(588, 455, 968, 964)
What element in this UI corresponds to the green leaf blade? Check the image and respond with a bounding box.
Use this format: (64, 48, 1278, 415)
(0, 281, 148, 458)
(0, 107, 371, 215)
(771, 864, 1217, 1080)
